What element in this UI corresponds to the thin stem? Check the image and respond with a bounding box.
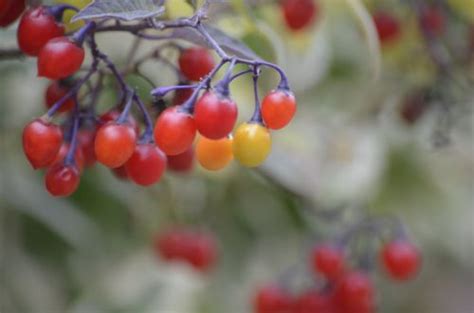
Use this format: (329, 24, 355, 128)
(152, 84, 198, 97)
(214, 57, 237, 97)
(133, 94, 154, 142)
(250, 65, 263, 123)
(116, 91, 135, 124)
(64, 100, 81, 167)
(229, 69, 253, 83)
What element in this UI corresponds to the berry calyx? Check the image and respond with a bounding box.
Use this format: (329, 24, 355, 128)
(22, 118, 63, 169)
(194, 91, 238, 139)
(0, 0, 25, 27)
(178, 47, 215, 81)
(94, 122, 137, 168)
(45, 163, 80, 197)
(254, 285, 293, 313)
(311, 244, 345, 280)
(196, 136, 234, 171)
(38, 37, 85, 79)
(124, 143, 167, 186)
(381, 240, 421, 281)
(281, 0, 318, 31)
(17, 6, 65, 56)
(261, 90, 297, 130)
(233, 123, 271, 167)
(45, 80, 75, 112)
(154, 106, 196, 156)
(167, 147, 195, 173)
(373, 11, 401, 44)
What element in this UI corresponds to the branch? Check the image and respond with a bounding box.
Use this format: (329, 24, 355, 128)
(0, 48, 24, 61)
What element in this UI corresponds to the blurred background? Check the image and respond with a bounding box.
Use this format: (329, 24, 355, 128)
(1, 0, 473, 312)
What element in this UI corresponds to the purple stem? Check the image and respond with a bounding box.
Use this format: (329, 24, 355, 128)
(64, 99, 81, 167)
(116, 91, 135, 124)
(151, 84, 198, 97)
(133, 94, 154, 142)
(214, 58, 237, 97)
(47, 4, 79, 22)
(250, 65, 263, 123)
(72, 22, 96, 47)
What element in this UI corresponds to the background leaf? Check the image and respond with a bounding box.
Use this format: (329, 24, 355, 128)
(72, 0, 165, 22)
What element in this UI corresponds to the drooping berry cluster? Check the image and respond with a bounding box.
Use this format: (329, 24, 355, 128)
(153, 228, 217, 272)
(253, 218, 421, 313)
(14, 3, 296, 197)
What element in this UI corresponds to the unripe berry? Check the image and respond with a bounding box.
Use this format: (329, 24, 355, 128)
(194, 91, 238, 139)
(281, 0, 318, 31)
(45, 80, 75, 112)
(154, 106, 196, 155)
(233, 123, 271, 167)
(95, 122, 137, 168)
(196, 136, 233, 171)
(38, 37, 85, 79)
(167, 147, 195, 173)
(254, 285, 293, 313)
(45, 163, 80, 197)
(178, 47, 215, 81)
(22, 119, 63, 169)
(125, 143, 167, 186)
(381, 241, 421, 281)
(17, 6, 65, 56)
(311, 244, 345, 280)
(373, 11, 401, 44)
(261, 90, 297, 130)
(0, 0, 25, 27)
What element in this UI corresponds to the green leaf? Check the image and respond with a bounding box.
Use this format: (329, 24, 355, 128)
(72, 0, 165, 22)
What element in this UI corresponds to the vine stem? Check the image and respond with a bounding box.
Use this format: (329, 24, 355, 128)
(133, 94, 154, 143)
(64, 99, 81, 167)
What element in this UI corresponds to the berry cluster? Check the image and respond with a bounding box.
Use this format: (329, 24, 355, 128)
(13, 3, 296, 197)
(253, 219, 421, 313)
(153, 228, 217, 272)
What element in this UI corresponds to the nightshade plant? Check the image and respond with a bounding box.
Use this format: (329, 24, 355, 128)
(14, 0, 297, 197)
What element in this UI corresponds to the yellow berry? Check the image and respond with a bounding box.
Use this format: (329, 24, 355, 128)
(233, 123, 271, 167)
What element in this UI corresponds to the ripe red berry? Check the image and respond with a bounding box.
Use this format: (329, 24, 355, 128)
(22, 119, 63, 169)
(94, 122, 137, 168)
(294, 291, 332, 313)
(0, 0, 25, 27)
(45, 163, 80, 197)
(52, 143, 85, 172)
(178, 47, 215, 81)
(254, 285, 293, 313)
(17, 6, 65, 56)
(281, 0, 318, 31)
(155, 230, 189, 261)
(185, 232, 217, 271)
(38, 37, 85, 79)
(194, 91, 238, 139)
(100, 109, 140, 135)
(333, 271, 374, 313)
(421, 6, 445, 35)
(45, 81, 75, 112)
(172, 87, 194, 106)
(124, 143, 167, 186)
(373, 11, 401, 44)
(154, 106, 196, 155)
(261, 90, 297, 130)
(312, 244, 345, 280)
(77, 129, 96, 167)
(381, 241, 421, 281)
(167, 147, 195, 173)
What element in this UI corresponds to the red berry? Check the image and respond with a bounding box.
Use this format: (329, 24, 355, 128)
(381, 241, 421, 281)
(45, 81, 75, 112)
(22, 119, 63, 169)
(17, 6, 65, 56)
(155, 230, 189, 261)
(261, 90, 297, 130)
(194, 91, 238, 139)
(77, 129, 96, 167)
(373, 11, 401, 44)
(167, 147, 195, 173)
(294, 291, 332, 313)
(52, 143, 85, 172)
(185, 232, 217, 271)
(100, 109, 140, 134)
(95, 122, 137, 168)
(0, 0, 25, 27)
(312, 244, 345, 280)
(178, 47, 215, 81)
(333, 272, 374, 313)
(254, 285, 293, 313)
(281, 0, 318, 31)
(421, 6, 445, 35)
(45, 163, 80, 197)
(154, 106, 196, 155)
(172, 87, 194, 106)
(124, 143, 167, 186)
(38, 37, 85, 79)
